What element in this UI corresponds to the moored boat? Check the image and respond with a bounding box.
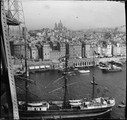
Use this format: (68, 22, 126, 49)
(102, 65, 122, 73)
(78, 70, 90, 74)
(98, 66, 109, 70)
(118, 100, 126, 108)
(118, 104, 126, 108)
(98, 62, 109, 70)
(19, 97, 115, 119)
(108, 61, 123, 67)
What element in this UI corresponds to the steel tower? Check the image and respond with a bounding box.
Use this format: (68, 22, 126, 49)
(4, 0, 26, 37)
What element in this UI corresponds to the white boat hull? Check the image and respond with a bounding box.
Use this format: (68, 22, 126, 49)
(78, 70, 90, 73)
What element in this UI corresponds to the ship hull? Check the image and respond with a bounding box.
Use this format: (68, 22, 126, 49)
(102, 69, 122, 73)
(19, 107, 112, 119)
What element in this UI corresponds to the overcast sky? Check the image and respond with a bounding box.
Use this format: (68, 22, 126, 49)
(22, 0, 125, 30)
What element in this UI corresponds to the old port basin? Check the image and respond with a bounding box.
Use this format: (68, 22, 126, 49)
(12, 52, 126, 119)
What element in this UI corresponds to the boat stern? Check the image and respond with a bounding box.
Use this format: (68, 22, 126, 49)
(106, 98, 115, 107)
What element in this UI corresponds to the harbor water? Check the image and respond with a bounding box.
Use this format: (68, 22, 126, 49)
(16, 63, 126, 119)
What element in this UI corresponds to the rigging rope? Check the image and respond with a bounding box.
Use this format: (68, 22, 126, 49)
(48, 81, 79, 94)
(45, 76, 64, 88)
(15, 75, 36, 84)
(16, 86, 42, 101)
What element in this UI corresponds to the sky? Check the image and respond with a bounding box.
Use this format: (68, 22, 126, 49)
(22, 0, 125, 30)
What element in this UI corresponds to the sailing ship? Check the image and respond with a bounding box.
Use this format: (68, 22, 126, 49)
(18, 43, 115, 119)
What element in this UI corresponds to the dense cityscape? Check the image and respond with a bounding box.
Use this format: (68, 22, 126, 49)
(1, 0, 126, 119)
(10, 21, 126, 72)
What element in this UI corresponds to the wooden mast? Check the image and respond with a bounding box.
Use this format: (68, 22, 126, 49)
(63, 42, 69, 109)
(22, 27, 28, 111)
(92, 44, 95, 99)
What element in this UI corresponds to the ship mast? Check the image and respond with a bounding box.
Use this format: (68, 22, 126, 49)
(92, 44, 95, 99)
(63, 42, 69, 109)
(23, 27, 28, 110)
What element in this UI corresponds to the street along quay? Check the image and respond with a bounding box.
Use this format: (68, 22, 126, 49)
(13, 56, 126, 73)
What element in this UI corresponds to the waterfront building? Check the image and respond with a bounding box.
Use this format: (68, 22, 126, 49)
(31, 46, 39, 60)
(106, 42, 112, 57)
(101, 47, 107, 57)
(60, 42, 66, 57)
(50, 50, 61, 62)
(84, 43, 94, 58)
(81, 42, 85, 58)
(69, 42, 82, 59)
(120, 44, 126, 56)
(112, 43, 121, 56)
(69, 42, 75, 58)
(96, 44, 102, 56)
(49, 41, 60, 50)
(101, 41, 112, 57)
(36, 44, 43, 60)
(52, 60, 60, 70)
(69, 58, 99, 68)
(82, 42, 97, 58)
(43, 43, 51, 61)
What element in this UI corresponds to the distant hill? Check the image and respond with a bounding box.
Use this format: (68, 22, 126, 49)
(81, 25, 126, 33)
(114, 25, 126, 32)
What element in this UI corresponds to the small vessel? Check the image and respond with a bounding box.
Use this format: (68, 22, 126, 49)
(118, 104, 126, 108)
(102, 65, 122, 73)
(98, 62, 109, 70)
(108, 61, 123, 67)
(78, 70, 90, 74)
(74, 68, 78, 70)
(121, 100, 125, 105)
(98, 66, 109, 70)
(118, 100, 126, 108)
